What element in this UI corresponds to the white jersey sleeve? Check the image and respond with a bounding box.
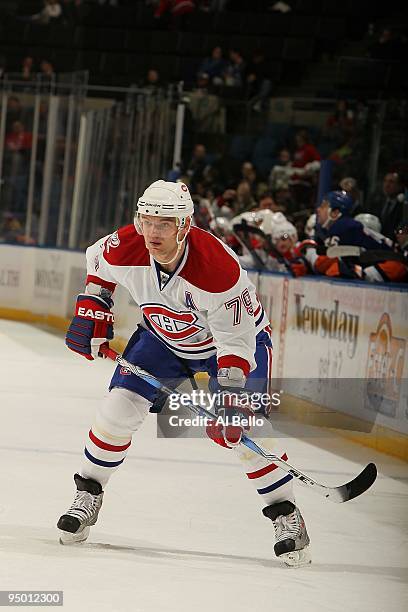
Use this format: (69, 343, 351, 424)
(206, 268, 257, 374)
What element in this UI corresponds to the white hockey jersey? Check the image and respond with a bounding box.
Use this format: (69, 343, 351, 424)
(85, 225, 269, 374)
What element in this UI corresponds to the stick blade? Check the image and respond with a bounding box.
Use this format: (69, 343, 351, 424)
(340, 462, 377, 502)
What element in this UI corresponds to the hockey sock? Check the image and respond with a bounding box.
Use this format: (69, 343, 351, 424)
(235, 418, 295, 506)
(80, 387, 150, 487)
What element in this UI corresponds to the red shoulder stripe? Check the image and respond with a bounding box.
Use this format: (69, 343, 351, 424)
(180, 227, 240, 293)
(103, 225, 150, 267)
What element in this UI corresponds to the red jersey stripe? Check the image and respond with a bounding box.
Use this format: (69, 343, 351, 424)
(86, 275, 117, 293)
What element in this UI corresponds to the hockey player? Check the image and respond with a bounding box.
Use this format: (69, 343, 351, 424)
(57, 180, 311, 567)
(305, 190, 407, 282)
(268, 220, 310, 277)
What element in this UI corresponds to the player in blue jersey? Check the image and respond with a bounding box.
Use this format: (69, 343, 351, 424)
(305, 190, 407, 282)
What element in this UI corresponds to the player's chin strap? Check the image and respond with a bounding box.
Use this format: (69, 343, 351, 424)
(153, 224, 189, 266)
(99, 344, 377, 504)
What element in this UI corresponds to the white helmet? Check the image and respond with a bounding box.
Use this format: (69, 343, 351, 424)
(305, 213, 316, 238)
(210, 216, 233, 234)
(231, 211, 259, 227)
(135, 180, 194, 229)
(270, 220, 298, 243)
(259, 211, 286, 236)
(135, 180, 194, 265)
(355, 213, 381, 233)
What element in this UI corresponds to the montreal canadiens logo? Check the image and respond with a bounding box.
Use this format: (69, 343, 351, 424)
(105, 231, 120, 253)
(142, 304, 204, 341)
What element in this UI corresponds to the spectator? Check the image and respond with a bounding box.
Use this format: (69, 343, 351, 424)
(5, 121, 33, 152)
(257, 191, 284, 213)
(185, 144, 212, 189)
(269, 147, 293, 191)
(40, 59, 55, 80)
(245, 49, 273, 112)
(0, 213, 37, 245)
(366, 172, 406, 240)
(236, 180, 256, 213)
(212, 187, 238, 219)
(292, 129, 321, 168)
(0, 213, 25, 244)
(240, 161, 267, 199)
(224, 49, 246, 88)
(21, 56, 35, 81)
(141, 68, 163, 92)
(241, 161, 256, 190)
(197, 46, 226, 87)
(192, 186, 214, 230)
(291, 129, 321, 208)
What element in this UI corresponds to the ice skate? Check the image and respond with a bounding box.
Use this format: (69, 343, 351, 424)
(263, 501, 311, 567)
(57, 474, 103, 545)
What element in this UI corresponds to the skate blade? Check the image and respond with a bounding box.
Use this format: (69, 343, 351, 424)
(280, 546, 311, 568)
(59, 526, 90, 545)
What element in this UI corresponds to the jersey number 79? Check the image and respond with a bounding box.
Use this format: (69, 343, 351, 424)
(224, 289, 254, 325)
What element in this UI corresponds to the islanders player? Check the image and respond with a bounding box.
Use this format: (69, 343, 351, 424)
(57, 180, 311, 566)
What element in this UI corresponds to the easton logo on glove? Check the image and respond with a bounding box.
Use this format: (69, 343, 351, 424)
(77, 307, 115, 322)
(66, 294, 114, 360)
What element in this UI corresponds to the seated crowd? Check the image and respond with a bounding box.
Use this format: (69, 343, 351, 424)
(174, 141, 408, 284)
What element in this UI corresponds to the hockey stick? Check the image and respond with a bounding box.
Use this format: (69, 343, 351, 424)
(326, 246, 407, 266)
(99, 345, 377, 503)
(233, 221, 297, 277)
(231, 222, 269, 271)
(326, 246, 362, 258)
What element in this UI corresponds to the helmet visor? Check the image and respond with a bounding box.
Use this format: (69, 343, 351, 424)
(138, 215, 179, 237)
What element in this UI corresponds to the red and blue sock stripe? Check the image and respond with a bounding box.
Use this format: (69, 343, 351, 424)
(246, 453, 294, 495)
(84, 429, 131, 468)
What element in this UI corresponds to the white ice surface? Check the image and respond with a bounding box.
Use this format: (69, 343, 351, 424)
(0, 319, 407, 612)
